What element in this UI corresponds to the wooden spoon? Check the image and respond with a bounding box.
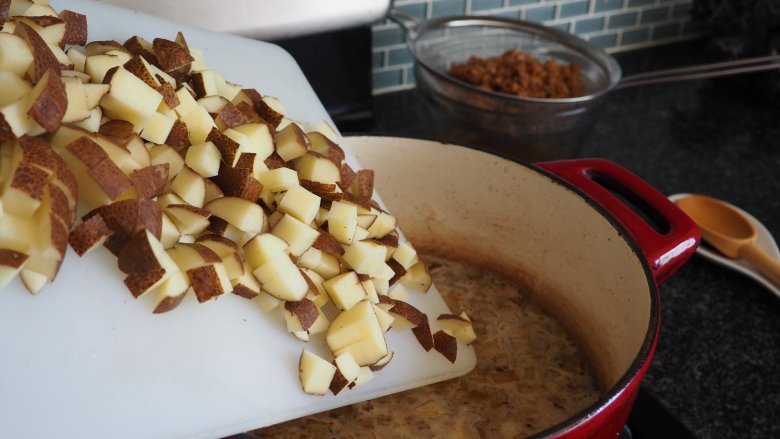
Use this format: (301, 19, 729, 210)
(676, 194, 780, 287)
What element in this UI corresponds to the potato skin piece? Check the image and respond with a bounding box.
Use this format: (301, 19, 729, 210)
(60, 10, 88, 46)
(206, 127, 240, 167)
(124, 267, 166, 298)
(312, 231, 345, 257)
(433, 330, 458, 363)
(152, 37, 193, 73)
(16, 22, 62, 83)
(284, 298, 319, 330)
(328, 367, 349, 395)
(412, 314, 434, 352)
(211, 161, 262, 201)
(0, 114, 14, 142)
(68, 214, 113, 257)
(187, 265, 225, 303)
(98, 199, 163, 255)
(129, 164, 170, 199)
(99, 120, 134, 140)
(153, 290, 187, 314)
(232, 283, 259, 300)
(165, 120, 190, 152)
(0, 249, 28, 269)
(27, 70, 67, 133)
(0, 1, 9, 25)
(116, 230, 164, 275)
(9, 162, 47, 202)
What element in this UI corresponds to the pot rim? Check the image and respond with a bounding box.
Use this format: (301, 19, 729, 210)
(347, 135, 661, 437)
(400, 15, 623, 105)
(527, 158, 659, 438)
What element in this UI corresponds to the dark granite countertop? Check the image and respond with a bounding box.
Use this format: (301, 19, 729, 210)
(345, 40, 780, 439)
(578, 44, 780, 439)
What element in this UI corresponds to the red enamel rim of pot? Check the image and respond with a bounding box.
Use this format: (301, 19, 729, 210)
(531, 159, 698, 438)
(347, 136, 699, 439)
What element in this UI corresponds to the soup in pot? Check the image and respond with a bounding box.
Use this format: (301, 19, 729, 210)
(253, 254, 600, 438)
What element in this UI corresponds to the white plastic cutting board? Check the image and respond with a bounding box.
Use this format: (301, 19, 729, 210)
(0, 1, 475, 438)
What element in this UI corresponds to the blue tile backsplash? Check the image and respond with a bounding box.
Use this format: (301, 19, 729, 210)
(608, 12, 638, 29)
(372, 0, 698, 94)
(575, 17, 605, 33)
(594, 0, 625, 13)
(560, 1, 590, 18)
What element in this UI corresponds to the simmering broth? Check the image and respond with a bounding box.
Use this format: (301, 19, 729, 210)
(254, 254, 599, 438)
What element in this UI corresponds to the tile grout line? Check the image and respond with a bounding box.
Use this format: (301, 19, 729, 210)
(616, 27, 624, 46)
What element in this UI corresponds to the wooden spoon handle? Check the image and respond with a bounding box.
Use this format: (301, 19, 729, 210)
(739, 243, 780, 287)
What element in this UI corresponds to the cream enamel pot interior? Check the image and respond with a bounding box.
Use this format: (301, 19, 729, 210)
(347, 136, 699, 438)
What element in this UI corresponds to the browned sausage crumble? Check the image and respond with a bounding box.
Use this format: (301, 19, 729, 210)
(448, 49, 586, 99)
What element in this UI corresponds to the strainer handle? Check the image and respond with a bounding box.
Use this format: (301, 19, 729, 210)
(617, 54, 780, 89)
(388, 9, 421, 35)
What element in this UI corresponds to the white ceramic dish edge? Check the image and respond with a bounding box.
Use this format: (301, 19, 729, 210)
(669, 193, 780, 299)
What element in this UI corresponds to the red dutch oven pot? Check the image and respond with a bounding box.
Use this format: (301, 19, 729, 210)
(348, 137, 699, 439)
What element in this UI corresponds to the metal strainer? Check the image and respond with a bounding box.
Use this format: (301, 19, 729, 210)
(390, 11, 780, 161)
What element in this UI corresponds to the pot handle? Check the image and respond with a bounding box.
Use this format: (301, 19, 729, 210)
(536, 158, 699, 285)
